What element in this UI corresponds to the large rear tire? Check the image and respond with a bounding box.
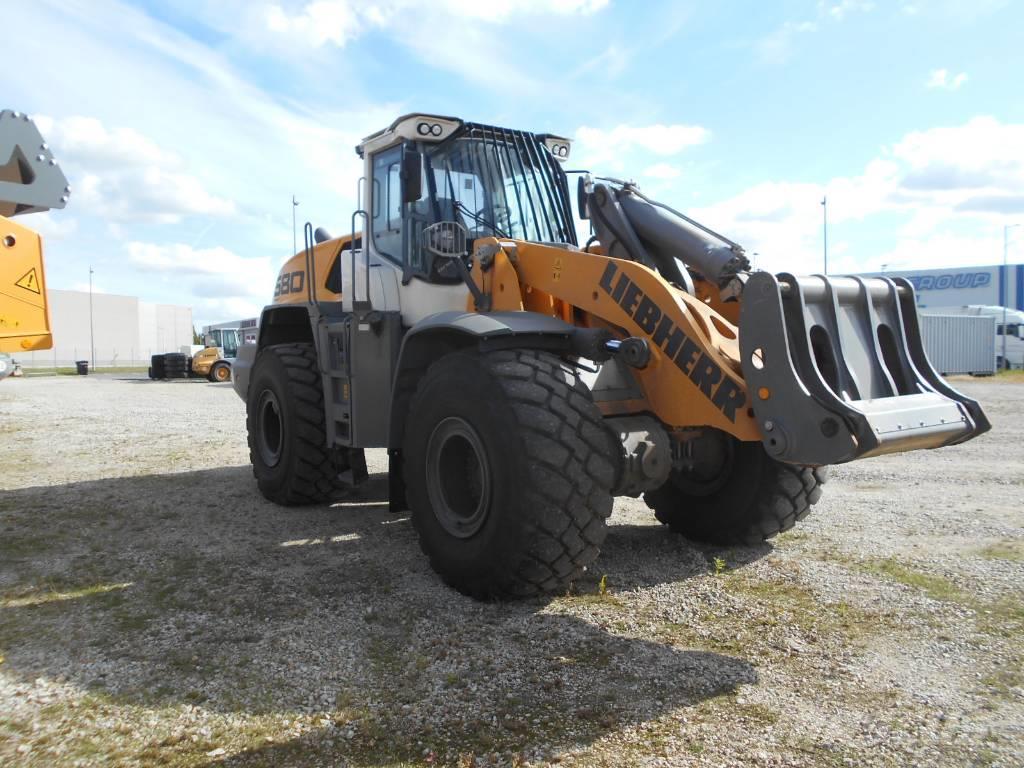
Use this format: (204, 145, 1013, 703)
(403, 349, 619, 600)
(247, 343, 345, 505)
(645, 431, 827, 546)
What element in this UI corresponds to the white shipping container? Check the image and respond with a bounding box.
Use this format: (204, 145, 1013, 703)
(919, 314, 996, 376)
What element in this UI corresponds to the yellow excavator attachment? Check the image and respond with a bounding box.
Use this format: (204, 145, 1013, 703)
(0, 109, 70, 353)
(0, 216, 51, 352)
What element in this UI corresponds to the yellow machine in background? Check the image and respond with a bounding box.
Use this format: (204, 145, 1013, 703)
(148, 321, 251, 382)
(0, 110, 70, 353)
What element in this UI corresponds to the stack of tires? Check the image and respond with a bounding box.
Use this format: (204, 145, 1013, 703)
(148, 353, 189, 379)
(163, 353, 189, 379)
(148, 354, 166, 380)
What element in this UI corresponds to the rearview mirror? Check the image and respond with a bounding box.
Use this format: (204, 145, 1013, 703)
(401, 150, 423, 204)
(577, 175, 591, 220)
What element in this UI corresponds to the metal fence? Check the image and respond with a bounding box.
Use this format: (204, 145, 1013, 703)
(15, 349, 170, 370)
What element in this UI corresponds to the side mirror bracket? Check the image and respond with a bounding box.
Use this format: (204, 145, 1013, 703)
(401, 150, 423, 204)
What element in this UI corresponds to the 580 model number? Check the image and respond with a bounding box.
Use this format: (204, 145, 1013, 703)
(273, 270, 305, 298)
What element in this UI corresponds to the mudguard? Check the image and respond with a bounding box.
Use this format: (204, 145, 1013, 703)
(387, 310, 595, 450)
(739, 272, 990, 465)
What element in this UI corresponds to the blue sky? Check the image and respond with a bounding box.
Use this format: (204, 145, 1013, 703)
(4, 0, 1022, 326)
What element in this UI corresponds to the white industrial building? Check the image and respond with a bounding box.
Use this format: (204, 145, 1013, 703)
(18, 289, 193, 368)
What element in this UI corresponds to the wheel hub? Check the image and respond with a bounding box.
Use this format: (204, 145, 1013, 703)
(670, 429, 736, 497)
(425, 416, 492, 539)
(256, 389, 283, 467)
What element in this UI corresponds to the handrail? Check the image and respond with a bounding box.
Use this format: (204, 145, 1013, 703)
(351, 209, 371, 310)
(303, 221, 317, 305)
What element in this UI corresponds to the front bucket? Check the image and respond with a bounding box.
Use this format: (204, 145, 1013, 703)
(738, 272, 990, 465)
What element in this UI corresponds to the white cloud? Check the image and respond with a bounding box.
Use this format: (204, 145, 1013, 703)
(36, 115, 236, 224)
(686, 117, 1024, 275)
(128, 241, 272, 282)
(575, 123, 710, 173)
(262, 0, 609, 47)
(19, 211, 79, 241)
(821, 0, 875, 21)
(252, 0, 611, 92)
(891, 117, 1023, 200)
(265, 1, 363, 47)
(756, 20, 817, 62)
(926, 68, 968, 90)
(126, 241, 278, 317)
(643, 163, 681, 180)
(758, 1, 873, 62)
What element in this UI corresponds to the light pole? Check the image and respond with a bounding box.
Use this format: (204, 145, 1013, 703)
(1003, 223, 1020, 370)
(88, 266, 95, 369)
(821, 196, 828, 274)
(292, 195, 299, 256)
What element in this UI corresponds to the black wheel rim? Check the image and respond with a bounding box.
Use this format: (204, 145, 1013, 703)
(425, 416, 492, 539)
(256, 389, 283, 467)
(670, 431, 737, 497)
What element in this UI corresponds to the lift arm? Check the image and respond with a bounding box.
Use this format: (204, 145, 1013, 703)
(467, 226, 989, 464)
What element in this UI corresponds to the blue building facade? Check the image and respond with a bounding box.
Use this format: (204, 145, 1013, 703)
(855, 263, 1024, 311)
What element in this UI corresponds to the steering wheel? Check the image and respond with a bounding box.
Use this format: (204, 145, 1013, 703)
(474, 203, 512, 233)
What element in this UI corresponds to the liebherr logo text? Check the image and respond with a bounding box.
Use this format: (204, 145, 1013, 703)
(598, 261, 746, 423)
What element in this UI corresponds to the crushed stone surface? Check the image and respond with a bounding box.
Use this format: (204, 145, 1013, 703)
(0, 374, 1021, 767)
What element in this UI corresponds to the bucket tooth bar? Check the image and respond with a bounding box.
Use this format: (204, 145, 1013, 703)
(0, 110, 71, 217)
(739, 271, 990, 465)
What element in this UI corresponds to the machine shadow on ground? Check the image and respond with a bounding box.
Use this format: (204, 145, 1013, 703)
(0, 466, 765, 762)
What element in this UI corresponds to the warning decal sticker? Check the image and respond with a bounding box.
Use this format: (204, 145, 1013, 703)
(15, 269, 40, 294)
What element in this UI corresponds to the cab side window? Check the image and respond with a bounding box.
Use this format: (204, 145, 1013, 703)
(371, 145, 403, 263)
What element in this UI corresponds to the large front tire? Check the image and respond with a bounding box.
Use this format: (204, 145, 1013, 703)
(247, 343, 344, 505)
(645, 432, 827, 546)
(403, 350, 618, 600)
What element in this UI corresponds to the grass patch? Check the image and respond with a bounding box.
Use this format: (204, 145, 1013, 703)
(0, 581, 132, 608)
(726, 577, 885, 640)
(978, 663, 1023, 699)
(21, 366, 150, 377)
(657, 572, 888, 663)
(975, 594, 1024, 639)
(859, 558, 963, 602)
(978, 540, 1024, 562)
(775, 529, 809, 544)
(558, 576, 625, 608)
(994, 368, 1024, 381)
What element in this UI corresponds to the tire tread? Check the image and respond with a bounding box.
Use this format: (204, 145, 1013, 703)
(407, 349, 618, 599)
(248, 343, 344, 505)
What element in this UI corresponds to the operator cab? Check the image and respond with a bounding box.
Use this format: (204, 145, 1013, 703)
(356, 115, 577, 288)
(204, 328, 240, 358)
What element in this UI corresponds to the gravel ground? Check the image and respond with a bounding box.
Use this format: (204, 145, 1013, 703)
(0, 373, 1022, 767)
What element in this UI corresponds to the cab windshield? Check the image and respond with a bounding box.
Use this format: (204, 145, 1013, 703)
(421, 129, 575, 245)
(207, 329, 240, 357)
